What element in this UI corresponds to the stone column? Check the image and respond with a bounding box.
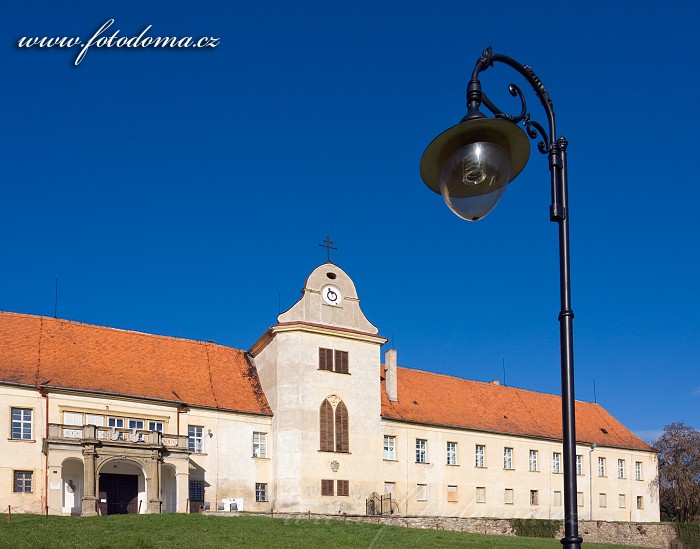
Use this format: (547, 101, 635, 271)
(81, 445, 98, 516)
(147, 450, 163, 513)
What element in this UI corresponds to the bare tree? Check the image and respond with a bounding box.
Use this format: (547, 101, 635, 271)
(654, 423, 700, 522)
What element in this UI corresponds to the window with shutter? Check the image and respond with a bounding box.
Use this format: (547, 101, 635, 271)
(321, 479, 334, 496)
(334, 350, 348, 374)
(337, 480, 349, 496)
(335, 401, 349, 452)
(319, 348, 333, 371)
(319, 400, 334, 451)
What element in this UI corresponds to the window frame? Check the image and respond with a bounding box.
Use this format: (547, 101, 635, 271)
(416, 483, 428, 501)
(384, 435, 396, 460)
(447, 484, 459, 502)
(618, 459, 625, 479)
(415, 439, 427, 463)
(576, 454, 583, 475)
(553, 452, 561, 474)
(336, 480, 349, 497)
(475, 444, 485, 468)
(253, 432, 268, 458)
(148, 420, 163, 432)
(188, 425, 204, 453)
(635, 461, 643, 481)
(255, 482, 268, 502)
(530, 489, 539, 506)
(318, 348, 349, 374)
(13, 470, 33, 493)
(529, 449, 538, 472)
(503, 447, 513, 470)
(189, 480, 205, 501)
(504, 488, 514, 505)
(599, 492, 607, 508)
(598, 456, 606, 477)
(321, 479, 334, 496)
(475, 486, 486, 504)
(636, 495, 644, 510)
(446, 441, 457, 465)
(11, 408, 33, 440)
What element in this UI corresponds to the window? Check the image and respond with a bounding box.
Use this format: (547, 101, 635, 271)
(599, 493, 607, 508)
(189, 480, 204, 501)
(637, 496, 644, 510)
(475, 445, 485, 468)
(321, 479, 334, 496)
(416, 439, 427, 463)
(576, 454, 583, 475)
(128, 419, 144, 430)
(384, 482, 395, 496)
(337, 480, 349, 496)
(577, 492, 584, 507)
(598, 456, 606, 477)
(255, 483, 268, 502)
(553, 452, 561, 474)
(319, 398, 349, 452)
(619, 494, 626, 508)
(553, 491, 562, 506)
(148, 421, 163, 432)
(14, 471, 32, 492)
(635, 461, 643, 480)
(253, 432, 267, 458)
(86, 414, 105, 426)
(63, 412, 83, 426)
(318, 348, 349, 374)
(446, 442, 457, 465)
(11, 408, 32, 440)
(476, 486, 486, 503)
(529, 450, 538, 472)
(503, 447, 513, 469)
(504, 489, 514, 504)
(618, 459, 625, 479)
(384, 435, 396, 460)
(530, 490, 539, 505)
(188, 426, 203, 453)
(108, 417, 124, 428)
(416, 484, 427, 501)
(448, 485, 459, 502)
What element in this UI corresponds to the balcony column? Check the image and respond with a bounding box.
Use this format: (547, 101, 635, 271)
(147, 449, 163, 513)
(81, 444, 98, 516)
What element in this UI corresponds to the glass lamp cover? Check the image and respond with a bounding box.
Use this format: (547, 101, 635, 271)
(439, 141, 512, 221)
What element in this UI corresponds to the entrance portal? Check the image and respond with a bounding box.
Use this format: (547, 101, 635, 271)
(98, 474, 138, 515)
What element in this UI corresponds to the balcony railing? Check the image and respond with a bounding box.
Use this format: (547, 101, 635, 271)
(47, 423, 189, 449)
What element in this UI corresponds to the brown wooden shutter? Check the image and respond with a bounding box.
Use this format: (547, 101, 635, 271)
(319, 399, 334, 451)
(321, 479, 334, 496)
(336, 480, 349, 496)
(335, 400, 349, 452)
(319, 348, 333, 371)
(334, 350, 348, 374)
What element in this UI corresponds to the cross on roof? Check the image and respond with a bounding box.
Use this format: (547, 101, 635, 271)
(319, 236, 337, 263)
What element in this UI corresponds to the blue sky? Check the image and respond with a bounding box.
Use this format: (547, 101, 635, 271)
(2, 1, 699, 443)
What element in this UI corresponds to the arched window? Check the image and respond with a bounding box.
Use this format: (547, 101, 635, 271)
(319, 397, 349, 453)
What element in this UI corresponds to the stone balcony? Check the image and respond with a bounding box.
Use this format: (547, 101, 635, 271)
(46, 423, 190, 451)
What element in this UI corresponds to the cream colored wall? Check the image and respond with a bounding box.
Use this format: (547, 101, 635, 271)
(379, 419, 659, 522)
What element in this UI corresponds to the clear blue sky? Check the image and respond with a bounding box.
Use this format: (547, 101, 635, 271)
(2, 0, 699, 443)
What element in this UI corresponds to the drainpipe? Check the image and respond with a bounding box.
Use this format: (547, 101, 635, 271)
(589, 444, 596, 521)
(36, 383, 50, 516)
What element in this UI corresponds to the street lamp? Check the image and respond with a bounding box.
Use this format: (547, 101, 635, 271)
(420, 46, 582, 549)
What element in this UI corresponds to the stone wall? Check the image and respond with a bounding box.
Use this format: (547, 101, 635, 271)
(209, 511, 678, 548)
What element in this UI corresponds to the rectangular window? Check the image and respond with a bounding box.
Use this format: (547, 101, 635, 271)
(11, 408, 32, 440)
(598, 457, 606, 477)
(86, 414, 104, 426)
(530, 490, 539, 505)
(128, 419, 144, 430)
(619, 494, 626, 508)
(576, 454, 583, 475)
(63, 412, 83, 426)
(475, 444, 485, 468)
(188, 425, 203, 453)
(504, 488, 514, 505)
(635, 461, 643, 481)
(637, 496, 644, 509)
(189, 480, 204, 501)
(337, 480, 349, 496)
(504, 447, 513, 469)
(446, 441, 457, 465)
(416, 484, 427, 501)
(553, 452, 561, 474)
(13, 471, 32, 493)
(319, 348, 334, 371)
(318, 348, 349, 374)
(599, 493, 607, 508)
(384, 435, 396, 460)
(255, 483, 268, 502)
(529, 450, 538, 472)
(334, 350, 349, 374)
(553, 491, 562, 506)
(253, 432, 267, 458)
(447, 485, 459, 502)
(108, 417, 124, 428)
(321, 479, 334, 496)
(476, 486, 486, 503)
(384, 482, 395, 496)
(618, 459, 625, 479)
(148, 421, 163, 432)
(416, 439, 427, 463)
(577, 492, 584, 507)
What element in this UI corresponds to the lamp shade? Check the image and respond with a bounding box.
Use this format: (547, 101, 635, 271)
(420, 117, 530, 220)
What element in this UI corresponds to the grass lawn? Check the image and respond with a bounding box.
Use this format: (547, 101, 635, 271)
(0, 514, 650, 549)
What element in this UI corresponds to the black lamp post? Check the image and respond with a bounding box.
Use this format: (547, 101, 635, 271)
(420, 46, 582, 549)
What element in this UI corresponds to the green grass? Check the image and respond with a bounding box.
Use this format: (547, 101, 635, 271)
(0, 514, 650, 549)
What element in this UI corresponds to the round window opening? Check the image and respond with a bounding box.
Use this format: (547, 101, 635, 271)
(326, 272, 337, 279)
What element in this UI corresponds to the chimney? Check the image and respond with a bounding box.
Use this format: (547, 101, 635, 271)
(385, 349, 398, 402)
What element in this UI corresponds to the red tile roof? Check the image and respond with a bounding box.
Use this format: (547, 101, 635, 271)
(381, 366, 652, 451)
(0, 312, 271, 415)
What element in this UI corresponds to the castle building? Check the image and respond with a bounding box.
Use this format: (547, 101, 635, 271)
(0, 262, 658, 521)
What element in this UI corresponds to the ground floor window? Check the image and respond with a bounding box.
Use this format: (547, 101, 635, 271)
(189, 480, 204, 501)
(14, 471, 32, 492)
(255, 483, 267, 502)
